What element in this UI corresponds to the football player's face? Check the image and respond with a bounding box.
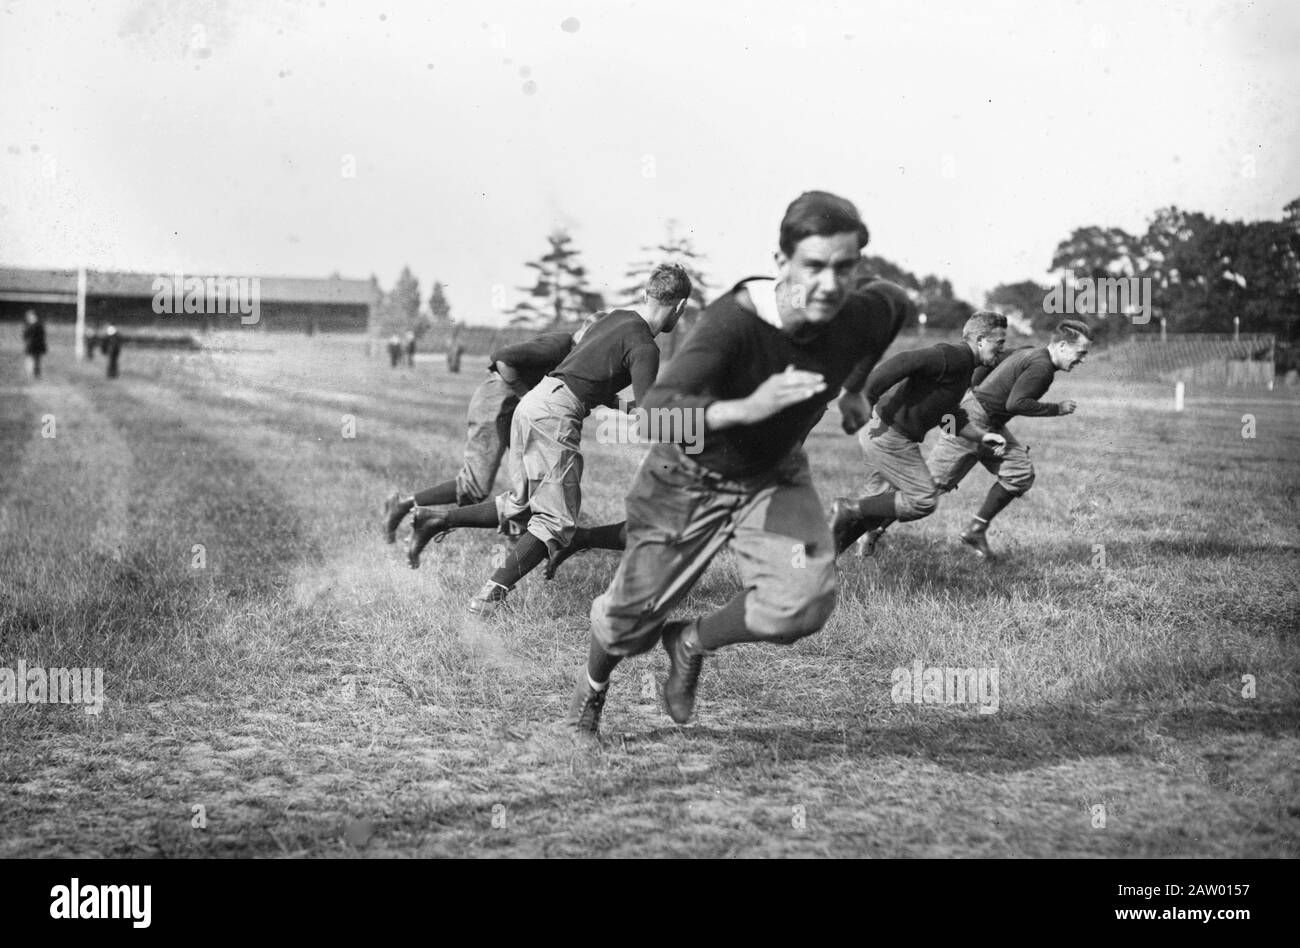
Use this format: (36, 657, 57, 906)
(776, 233, 861, 323)
(977, 330, 1007, 366)
(1060, 338, 1091, 371)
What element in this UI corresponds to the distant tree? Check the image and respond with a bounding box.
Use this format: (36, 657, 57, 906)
(1284, 196, 1300, 229)
(986, 281, 1052, 334)
(1050, 226, 1141, 281)
(853, 255, 971, 329)
(910, 275, 966, 330)
(510, 230, 593, 327)
(429, 281, 452, 326)
(1137, 207, 1217, 331)
(372, 266, 429, 337)
(1202, 217, 1300, 338)
(1044, 203, 1300, 339)
(391, 266, 420, 323)
(857, 255, 922, 292)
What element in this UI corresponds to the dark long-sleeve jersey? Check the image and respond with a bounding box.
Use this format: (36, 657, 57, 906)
(550, 310, 660, 414)
(643, 278, 913, 480)
(865, 342, 979, 442)
(489, 331, 575, 390)
(972, 346, 1062, 428)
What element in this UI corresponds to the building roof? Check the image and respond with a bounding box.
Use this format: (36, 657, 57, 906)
(0, 267, 378, 305)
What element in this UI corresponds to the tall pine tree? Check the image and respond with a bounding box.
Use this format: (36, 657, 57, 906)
(510, 230, 594, 327)
(428, 280, 452, 326)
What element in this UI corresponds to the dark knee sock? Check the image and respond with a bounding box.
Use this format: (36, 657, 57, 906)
(572, 522, 627, 551)
(412, 480, 458, 506)
(855, 492, 897, 519)
(444, 500, 501, 528)
(974, 483, 1018, 527)
(693, 592, 759, 650)
(586, 635, 621, 688)
(488, 532, 549, 588)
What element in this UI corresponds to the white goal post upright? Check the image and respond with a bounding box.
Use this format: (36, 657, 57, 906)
(74, 266, 87, 360)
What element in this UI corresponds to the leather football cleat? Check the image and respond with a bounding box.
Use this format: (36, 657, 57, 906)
(407, 507, 452, 568)
(467, 580, 510, 618)
(566, 672, 607, 741)
(830, 497, 869, 557)
(858, 527, 885, 558)
(381, 492, 412, 544)
(959, 528, 996, 560)
(660, 621, 705, 725)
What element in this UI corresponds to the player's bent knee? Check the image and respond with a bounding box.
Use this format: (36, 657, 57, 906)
(746, 577, 837, 643)
(1001, 470, 1035, 495)
(896, 491, 939, 521)
(590, 595, 664, 658)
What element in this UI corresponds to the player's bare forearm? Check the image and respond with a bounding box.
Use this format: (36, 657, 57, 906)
(704, 398, 754, 430)
(708, 366, 826, 430)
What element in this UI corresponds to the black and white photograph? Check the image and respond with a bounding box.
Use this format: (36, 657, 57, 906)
(1, 0, 1297, 897)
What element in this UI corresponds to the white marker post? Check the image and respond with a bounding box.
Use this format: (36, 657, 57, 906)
(1174, 381, 1185, 411)
(75, 266, 87, 360)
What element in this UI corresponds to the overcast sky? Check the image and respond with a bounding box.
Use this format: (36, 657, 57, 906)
(1, 0, 1297, 325)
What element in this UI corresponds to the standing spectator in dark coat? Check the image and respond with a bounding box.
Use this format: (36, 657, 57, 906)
(102, 326, 123, 378)
(447, 341, 465, 374)
(404, 330, 417, 367)
(22, 310, 47, 379)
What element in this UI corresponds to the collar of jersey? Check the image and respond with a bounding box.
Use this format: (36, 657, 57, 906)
(739, 277, 784, 329)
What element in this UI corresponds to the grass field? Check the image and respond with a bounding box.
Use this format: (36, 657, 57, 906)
(2, 327, 1298, 858)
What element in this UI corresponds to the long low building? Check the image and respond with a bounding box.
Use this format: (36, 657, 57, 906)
(0, 266, 378, 333)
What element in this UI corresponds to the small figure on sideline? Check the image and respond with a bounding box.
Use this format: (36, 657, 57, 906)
(387, 333, 403, 368)
(405, 330, 417, 368)
(102, 325, 122, 378)
(22, 310, 46, 379)
(447, 341, 464, 374)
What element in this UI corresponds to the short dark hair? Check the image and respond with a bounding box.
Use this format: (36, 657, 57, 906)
(1052, 319, 1094, 344)
(646, 262, 692, 303)
(779, 191, 870, 256)
(963, 310, 1008, 338)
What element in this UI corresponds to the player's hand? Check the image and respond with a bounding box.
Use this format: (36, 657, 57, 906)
(744, 365, 826, 424)
(1059, 399, 1078, 416)
(981, 432, 1007, 457)
(838, 391, 869, 434)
